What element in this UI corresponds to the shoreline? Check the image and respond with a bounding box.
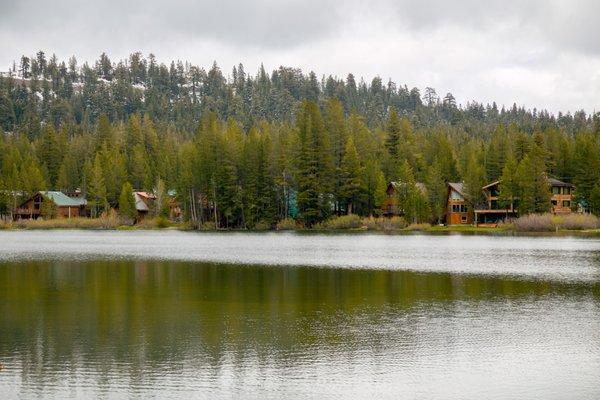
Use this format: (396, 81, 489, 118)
(1, 223, 599, 237)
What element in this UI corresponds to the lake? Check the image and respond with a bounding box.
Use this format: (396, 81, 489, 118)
(0, 231, 599, 399)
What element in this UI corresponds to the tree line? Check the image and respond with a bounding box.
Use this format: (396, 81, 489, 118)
(0, 52, 599, 226)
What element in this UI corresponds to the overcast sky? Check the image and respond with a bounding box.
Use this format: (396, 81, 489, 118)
(1, 0, 599, 114)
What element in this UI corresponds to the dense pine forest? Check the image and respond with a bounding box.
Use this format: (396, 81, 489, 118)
(0, 51, 599, 227)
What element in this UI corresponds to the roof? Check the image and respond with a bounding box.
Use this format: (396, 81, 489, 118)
(40, 191, 87, 207)
(448, 182, 467, 197)
(548, 177, 574, 187)
(482, 180, 501, 190)
(388, 181, 427, 195)
(134, 192, 156, 212)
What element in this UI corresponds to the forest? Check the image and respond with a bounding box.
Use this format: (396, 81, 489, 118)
(0, 51, 599, 227)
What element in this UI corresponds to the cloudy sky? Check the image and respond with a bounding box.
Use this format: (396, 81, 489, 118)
(1, 0, 599, 114)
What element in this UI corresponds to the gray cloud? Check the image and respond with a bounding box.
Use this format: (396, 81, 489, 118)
(0, 0, 598, 113)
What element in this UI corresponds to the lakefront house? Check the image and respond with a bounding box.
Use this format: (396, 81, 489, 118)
(445, 182, 473, 225)
(13, 191, 88, 220)
(446, 177, 575, 226)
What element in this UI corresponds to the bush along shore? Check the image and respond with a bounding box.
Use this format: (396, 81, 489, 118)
(1, 212, 600, 236)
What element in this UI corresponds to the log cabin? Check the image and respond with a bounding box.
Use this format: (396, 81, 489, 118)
(13, 191, 87, 220)
(445, 182, 473, 225)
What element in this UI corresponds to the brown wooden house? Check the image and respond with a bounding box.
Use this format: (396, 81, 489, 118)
(445, 182, 473, 225)
(549, 178, 574, 214)
(474, 181, 517, 226)
(13, 191, 87, 220)
(134, 191, 156, 221)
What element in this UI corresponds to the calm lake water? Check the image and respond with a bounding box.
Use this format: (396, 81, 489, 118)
(0, 231, 599, 399)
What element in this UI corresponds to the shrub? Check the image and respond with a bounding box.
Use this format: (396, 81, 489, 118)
(254, 221, 272, 231)
(99, 209, 120, 229)
(555, 213, 600, 230)
(406, 223, 431, 231)
(362, 216, 407, 231)
(11, 217, 107, 229)
(0, 219, 13, 230)
(276, 218, 298, 231)
(513, 213, 600, 231)
(199, 221, 217, 231)
(136, 216, 171, 229)
(322, 214, 362, 230)
(513, 214, 556, 232)
(155, 216, 170, 228)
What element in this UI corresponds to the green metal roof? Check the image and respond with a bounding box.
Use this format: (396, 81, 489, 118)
(40, 191, 87, 207)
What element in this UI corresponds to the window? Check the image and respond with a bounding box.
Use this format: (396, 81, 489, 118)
(452, 204, 468, 213)
(551, 200, 557, 206)
(563, 201, 571, 208)
(552, 186, 560, 194)
(461, 215, 467, 223)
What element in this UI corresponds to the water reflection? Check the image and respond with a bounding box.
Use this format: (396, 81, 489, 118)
(1, 260, 599, 399)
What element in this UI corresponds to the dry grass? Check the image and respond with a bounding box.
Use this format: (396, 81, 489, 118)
(319, 214, 363, 230)
(11, 217, 108, 229)
(405, 223, 432, 231)
(513, 213, 600, 231)
(362, 216, 407, 231)
(276, 218, 299, 231)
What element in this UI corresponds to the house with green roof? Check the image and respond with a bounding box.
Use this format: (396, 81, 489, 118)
(13, 191, 88, 220)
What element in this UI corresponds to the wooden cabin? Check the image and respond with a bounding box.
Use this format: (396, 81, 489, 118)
(13, 191, 87, 220)
(445, 182, 473, 225)
(549, 178, 574, 214)
(474, 181, 517, 226)
(134, 191, 156, 221)
(382, 181, 427, 217)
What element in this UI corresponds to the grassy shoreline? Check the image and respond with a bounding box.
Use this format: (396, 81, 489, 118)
(1, 216, 599, 237)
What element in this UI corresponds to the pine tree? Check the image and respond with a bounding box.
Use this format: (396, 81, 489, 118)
(295, 101, 333, 226)
(89, 154, 108, 217)
(589, 183, 600, 216)
(154, 178, 169, 218)
(573, 133, 600, 206)
(362, 158, 386, 216)
(340, 137, 363, 214)
(425, 163, 446, 224)
(462, 148, 486, 208)
(20, 157, 45, 196)
(324, 98, 348, 213)
(38, 124, 62, 187)
(385, 108, 401, 159)
(95, 113, 112, 150)
(118, 181, 137, 222)
(515, 145, 550, 215)
(396, 161, 417, 222)
(498, 154, 518, 210)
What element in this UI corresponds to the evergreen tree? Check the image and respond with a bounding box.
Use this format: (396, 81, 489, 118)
(425, 163, 446, 224)
(462, 145, 486, 208)
(498, 154, 518, 210)
(589, 183, 600, 216)
(89, 154, 108, 217)
(118, 181, 137, 222)
(38, 124, 62, 187)
(295, 101, 333, 226)
(339, 137, 363, 214)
